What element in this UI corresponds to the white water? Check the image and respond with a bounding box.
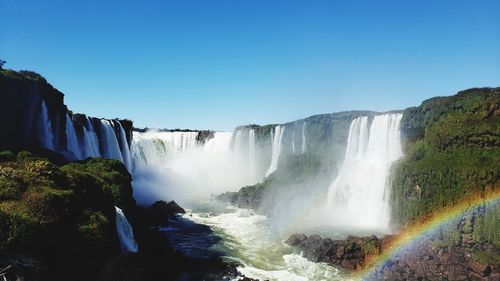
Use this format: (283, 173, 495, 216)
(65, 114, 82, 159)
(129, 115, 404, 280)
(37, 100, 55, 150)
(249, 129, 256, 175)
(118, 123, 132, 171)
(131, 130, 262, 204)
(311, 113, 403, 232)
(266, 125, 285, 177)
(188, 205, 348, 281)
(301, 122, 307, 154)
(115, 206, 138, 253)
(82, 117, 101, 158)
(131, 131, 199, 167)
(99, 120, 124, 162)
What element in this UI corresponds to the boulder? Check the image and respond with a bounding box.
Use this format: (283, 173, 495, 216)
(284, 234, 308, 246)
(285, 234, 382, 270)
(145, 200, 186, 226)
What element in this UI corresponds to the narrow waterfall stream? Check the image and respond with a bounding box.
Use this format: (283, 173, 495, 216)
(115, 206, 138, 253)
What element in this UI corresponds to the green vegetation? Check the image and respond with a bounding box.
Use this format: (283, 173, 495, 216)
(0, 68, 47, 82)
(391, 87, 500, 248)
(473, 202, 500, 247)
(220, 152, 325, 211)
(0, 151, 135, 280)
(471, 248, 500, 265)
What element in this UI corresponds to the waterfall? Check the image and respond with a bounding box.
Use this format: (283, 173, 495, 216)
(265, 125, 285, 177)
(34, 101, 131, 167)
(114, 206, 138, 253)
(131, 131, 199, 167)
(344, 116, 369, 160)
(292, 131, 296, 154)
(233, 129, 244, 156)
(249, 129, 256, 171)
(99, 120, 124, 162)
(118, 123, 132, 171)
(131, 130, 263, 203)
(301, 121, 306, 154)
(204, 132, 233, 153)
(232, 128, 256, 168)
(322, 113, 403, 232)
(65, 114, 82, 159)
(82, 117, 101, 158)
(37, 100, 55, 150)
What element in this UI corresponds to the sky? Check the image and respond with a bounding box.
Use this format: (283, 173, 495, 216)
(1, 0, 499, 131)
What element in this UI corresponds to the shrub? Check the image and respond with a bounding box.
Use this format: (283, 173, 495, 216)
(0, 151, 15, 162)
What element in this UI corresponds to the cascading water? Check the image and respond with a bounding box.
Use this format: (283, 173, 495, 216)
(131, 131, 199, 167)
(131, 130, 262, 204)
(128, 114, 404, 280)
(99, 120, 124, 162)
(118, 123, 132, 171)
(65, 114, 82, 159)
(316, 113, 403, 232)
(37, 100, 55, 150)
(82, 117, 101, 158)
(233, 130, 244, 155)
(301, 121, 306, 154)
(232, 128, 257, 168)
(248, 129, 256, 174)
(114, 206, 138, 253)
(204, 131, 232, 153)
(265, 125, 285, 177)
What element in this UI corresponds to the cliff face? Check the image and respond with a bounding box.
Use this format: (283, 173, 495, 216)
(0, 70, 67, 152)
(219, 111, 399, 227)
(392, 87, 500, 226)
(390, 88, 500, 251)
(0, 69, 133, 163)
(0, 151, 135, 281)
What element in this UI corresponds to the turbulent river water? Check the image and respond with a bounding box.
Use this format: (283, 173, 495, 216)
(130, 113, 403, 281)
(182, 200, 351, 281)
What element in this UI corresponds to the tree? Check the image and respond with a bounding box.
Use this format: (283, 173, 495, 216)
(0, 59, 5, 69)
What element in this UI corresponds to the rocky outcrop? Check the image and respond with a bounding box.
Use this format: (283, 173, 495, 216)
(368, 239, 500, 281)
(144, 200, 186, 226)
(196, 130, 215, 144)
(391, 88, 499, 237)
(285, 234, 382, 270)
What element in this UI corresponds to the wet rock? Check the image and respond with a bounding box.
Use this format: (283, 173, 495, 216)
(285, 234, 382, 270)
(368, 239, 499, 281)
(145, 200, 186, 226)
(284, 234, 308, 246)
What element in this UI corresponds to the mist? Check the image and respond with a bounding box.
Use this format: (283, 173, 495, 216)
(131, 130, 267, 206)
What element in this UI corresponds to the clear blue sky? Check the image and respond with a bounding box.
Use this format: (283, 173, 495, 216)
(1, 0, 499, 130)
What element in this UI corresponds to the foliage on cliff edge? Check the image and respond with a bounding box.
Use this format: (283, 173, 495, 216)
(391, 88, 500, 247)
(0, 151, 135, 280)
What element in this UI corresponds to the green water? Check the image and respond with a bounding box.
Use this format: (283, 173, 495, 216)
(184, 200, 357, 281)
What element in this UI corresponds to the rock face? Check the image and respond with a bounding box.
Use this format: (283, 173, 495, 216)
(219, 110, 405, 229)
(368, 239, 500, 281)
(144, 200, 186, 226)
(0, 69, 133, 162)
(285, 234, 381, 270)
(392, 87, 500, 226)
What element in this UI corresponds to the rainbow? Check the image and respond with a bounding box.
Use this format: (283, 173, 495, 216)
(358, 190, 500, 280)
